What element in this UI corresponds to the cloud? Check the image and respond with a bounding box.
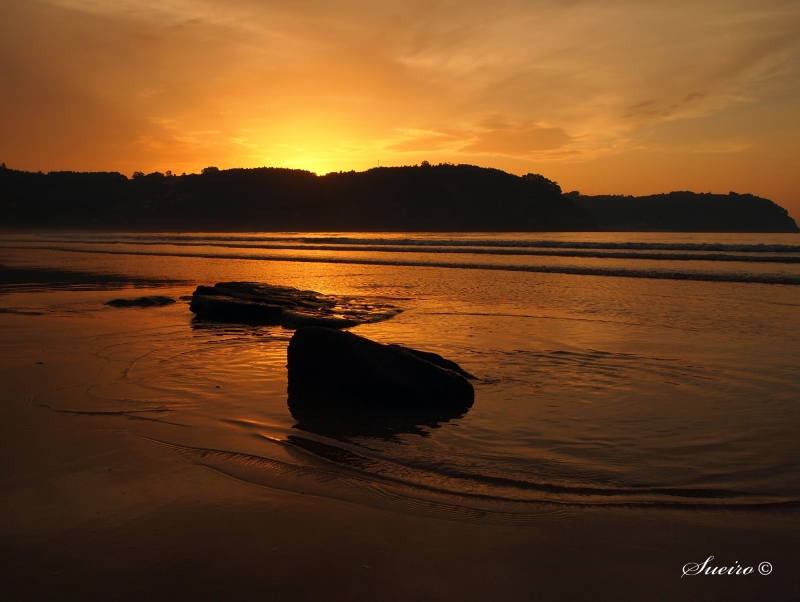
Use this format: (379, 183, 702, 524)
(385, 136, 455, 152)
(384, 121, 573, 157)
(383, 127, 466, 152)
(460, 124, 573, 156)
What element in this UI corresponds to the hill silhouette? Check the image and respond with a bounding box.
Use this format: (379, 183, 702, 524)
(1, 163, 797, 232)
(567, 191, 798, 233)
(0, 163, 593, 232)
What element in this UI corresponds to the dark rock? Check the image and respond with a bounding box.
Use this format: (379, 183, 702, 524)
(189, 282, 401, 328)
(287, 327, 474, 430)
(105, 296, 176, 308)
(388, 345, 475, 380)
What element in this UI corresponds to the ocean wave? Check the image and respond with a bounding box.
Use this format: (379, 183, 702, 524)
(6, 237, 800, 263)
(3, 243, 800, 285)
(23, 233, 800, 253)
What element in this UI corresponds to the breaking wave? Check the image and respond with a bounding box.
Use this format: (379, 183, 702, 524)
(3, 231, 800, 285)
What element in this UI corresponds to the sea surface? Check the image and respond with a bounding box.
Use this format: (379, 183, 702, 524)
(1, 231, 799, 519)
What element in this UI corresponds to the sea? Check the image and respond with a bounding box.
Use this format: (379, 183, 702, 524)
(1, 231, 799, 520)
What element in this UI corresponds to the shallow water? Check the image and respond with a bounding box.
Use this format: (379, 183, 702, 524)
(1, 232, 799, 516)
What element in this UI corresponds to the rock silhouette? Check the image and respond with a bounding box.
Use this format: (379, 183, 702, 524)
(189, 282, 401, 328)
(106, 296, 176, 308)
(287, 327, 474, 435)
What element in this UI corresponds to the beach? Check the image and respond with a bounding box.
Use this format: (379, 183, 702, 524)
(1, 232, 799, 600)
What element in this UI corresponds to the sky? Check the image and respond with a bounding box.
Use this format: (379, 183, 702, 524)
(2, 0, 799, 218)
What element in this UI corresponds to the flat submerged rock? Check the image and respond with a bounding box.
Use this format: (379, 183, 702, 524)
(106, 296, 176, 308)
(189, 282, 401, 328)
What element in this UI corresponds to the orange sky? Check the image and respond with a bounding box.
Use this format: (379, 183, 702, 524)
(2, 0, 799, 220)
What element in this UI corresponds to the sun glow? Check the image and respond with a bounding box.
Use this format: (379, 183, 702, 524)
(1, 0, 799, 217)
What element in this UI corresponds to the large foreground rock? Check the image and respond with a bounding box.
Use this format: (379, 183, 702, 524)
(287, 327, 474, 427)
(189, 282, 401, 328)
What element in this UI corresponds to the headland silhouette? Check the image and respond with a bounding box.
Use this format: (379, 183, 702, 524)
(1, 162, 797, 232)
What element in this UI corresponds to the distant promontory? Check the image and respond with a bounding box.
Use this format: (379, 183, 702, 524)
(1, 163, 797, 233)
(567, 191, 799, 233)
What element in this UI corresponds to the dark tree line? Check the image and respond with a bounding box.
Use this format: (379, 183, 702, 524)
(0, 163, 594, 231)
(1, 162, 796, 232)
(567, 191, 798, 233)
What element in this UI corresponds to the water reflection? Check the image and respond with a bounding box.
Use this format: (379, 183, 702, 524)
(4, 235, 800, 506)
(0, 264, 182, 294)
(288, 395, 472, 440)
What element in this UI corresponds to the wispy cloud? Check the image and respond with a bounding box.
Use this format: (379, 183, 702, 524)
(460, 123, 573, 156)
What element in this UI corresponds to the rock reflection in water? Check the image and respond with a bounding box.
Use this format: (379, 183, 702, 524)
(288, 396, 472, 439)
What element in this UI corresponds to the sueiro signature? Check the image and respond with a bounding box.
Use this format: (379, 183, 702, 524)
(682, 556, 772, 577)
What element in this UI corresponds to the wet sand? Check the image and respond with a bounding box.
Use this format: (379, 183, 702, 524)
(1, 306, 798, 601)
(2, 405, 798, 601)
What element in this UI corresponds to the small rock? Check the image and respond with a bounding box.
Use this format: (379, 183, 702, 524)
(106, 296, 176, 308)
